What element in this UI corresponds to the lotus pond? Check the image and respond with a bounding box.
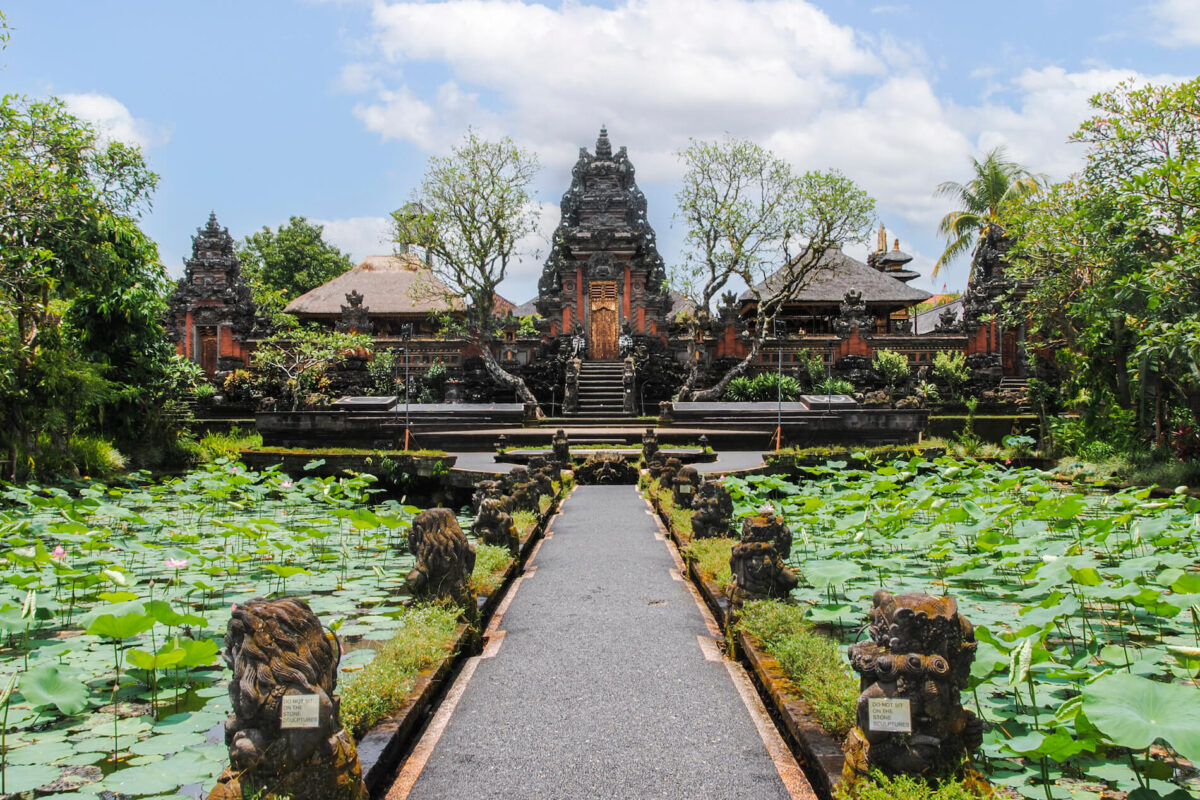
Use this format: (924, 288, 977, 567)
(0, 459, 466, 799)
(727, 459, 1200, 799)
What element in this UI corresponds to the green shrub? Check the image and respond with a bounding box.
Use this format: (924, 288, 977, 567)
(68, 435, 127, 478)
(511, 509, 538, 537)
(469, 544, 515, 596)
(725, 376, 755, 402)
(199, 427, 263, 461)
(816, 377, 855, 395)
(834, 772, 984, 800)
(193, 382, 217, 402)
(338, 604, 460, 737)
(872, 349, 910, 393)
(737, 599, 858, 738)
(931, 351, 969, 401)
(724, 372, 801, 402)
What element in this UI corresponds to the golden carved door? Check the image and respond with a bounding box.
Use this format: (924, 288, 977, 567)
(198, 326, 219, 376)
(589, 281, 618, 359)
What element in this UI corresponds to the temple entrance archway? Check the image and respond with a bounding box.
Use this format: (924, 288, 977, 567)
(589, 281, 618, 359)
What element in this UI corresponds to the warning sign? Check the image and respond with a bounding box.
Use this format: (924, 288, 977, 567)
(280, 694, 320, 729)
(867, 697, 911, 733)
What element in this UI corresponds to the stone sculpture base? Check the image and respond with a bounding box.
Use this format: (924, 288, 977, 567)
(206, 727, 367, 800)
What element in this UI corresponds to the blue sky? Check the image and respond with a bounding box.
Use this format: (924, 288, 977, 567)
(4, 0, 1198, 303)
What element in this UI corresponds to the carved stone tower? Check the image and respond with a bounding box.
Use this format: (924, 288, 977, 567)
(536, 128, 671, 358)
(166, 213, 257, 379)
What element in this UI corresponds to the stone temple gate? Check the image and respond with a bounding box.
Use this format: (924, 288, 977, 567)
(535, 128, 673, 358)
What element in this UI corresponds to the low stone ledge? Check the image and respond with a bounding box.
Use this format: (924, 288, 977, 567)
(736, 629, 846, 800)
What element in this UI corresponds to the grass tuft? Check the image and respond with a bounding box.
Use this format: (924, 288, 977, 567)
(834, 771, 987, 800)
(338, 604, 461, 737)
(682, 537, 734, 591)
(199, 427, 262, 461)
(469, 543, 515, 596)
(511, 509, 538, 537)
(737, 599, 858, 738)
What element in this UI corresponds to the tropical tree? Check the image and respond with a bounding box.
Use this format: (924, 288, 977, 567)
(672, 137, 875, 400)
(1003, 76, 1200, 449)
(933, 146, 1043, 276)
(0, 94, 187, 477)
(237, 216, 354, 325)
(390, 130, 542, 407)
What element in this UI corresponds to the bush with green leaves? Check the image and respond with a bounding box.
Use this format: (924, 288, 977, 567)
(872, 349, 910, 393)
(932, 350, 970, 402)
(723, 372, 801, 402)
(816, 377, 855, 395)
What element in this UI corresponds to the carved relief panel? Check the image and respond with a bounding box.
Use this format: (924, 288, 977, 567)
(589, 281, 618, 359)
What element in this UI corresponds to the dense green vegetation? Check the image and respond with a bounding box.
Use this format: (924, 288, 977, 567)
(0, 462, 513, 796)
(728, 459, 1200, 799)
(236, 216, 354, 326)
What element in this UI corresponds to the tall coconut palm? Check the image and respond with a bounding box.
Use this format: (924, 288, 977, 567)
(934, 146, 1043, 276)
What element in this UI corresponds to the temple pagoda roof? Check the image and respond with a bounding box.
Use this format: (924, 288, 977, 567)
(740, 250, 931, 306)
(285, 254, 464, 318)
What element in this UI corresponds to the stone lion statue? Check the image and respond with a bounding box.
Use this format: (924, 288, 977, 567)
(206, 597, 366, 800)
(405, 508, 476, 609)
(472, 497, 520, 555)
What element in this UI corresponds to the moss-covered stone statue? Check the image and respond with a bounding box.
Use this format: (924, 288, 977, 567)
(206, 597, 366, 800)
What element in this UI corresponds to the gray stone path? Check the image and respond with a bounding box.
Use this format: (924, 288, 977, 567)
(387, 485, 807, 800)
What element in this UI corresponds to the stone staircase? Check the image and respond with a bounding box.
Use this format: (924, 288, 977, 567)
(574, 360, 628, 417)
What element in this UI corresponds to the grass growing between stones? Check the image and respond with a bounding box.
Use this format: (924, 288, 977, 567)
(681, 537, 734, 591)
(198, 427, 262, 460)
(512, 509, 539, 538)
(736, 599, 858, 739)
(338, 604, 462, 737)
(469, 544, 515, 596)
(834, 772, 985, 800)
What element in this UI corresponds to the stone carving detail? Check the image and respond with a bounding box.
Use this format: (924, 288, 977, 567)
(690, 481, 733, 539)
(166, 213, 260, 378)
(536, 128, 671, 332)
(472, 480, 506, 514)
(834, 289, 873, 337)
(671, 465, 701, 508)
(622, 356, 636, 413)
(934, 305, 961, 333)
(657, 457, 683, 490)
(730, 510, 798, 602)
(641, 427, 659, 463)
(552, 429, 571, 465)
(206, 598, 366, 800)
(843, 591, 982, 779)
(646, 455, 666, 483)
(658, 401, 675, 425)
(526, 456, 558, 499)
(472, 497, 520, 555)
(575, 454, 639, 485)
(564, 357, 581, 414)
(336, 290, 373, 334)
(503, 466, 540, 513)
(404, 509, 476, 609)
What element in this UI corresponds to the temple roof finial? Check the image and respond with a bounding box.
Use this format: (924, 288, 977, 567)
(876, 222, 887, 254)
(595, 126, 612, 159)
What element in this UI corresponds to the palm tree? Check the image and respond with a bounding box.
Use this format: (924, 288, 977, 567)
(933, 146, 1043, 276)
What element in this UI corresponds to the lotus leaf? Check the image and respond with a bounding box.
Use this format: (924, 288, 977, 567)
(19, 665, 89, 715)
(1082, 672, 1200, 762)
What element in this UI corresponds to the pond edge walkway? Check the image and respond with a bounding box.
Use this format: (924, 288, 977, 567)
(385, 485, 815, 800)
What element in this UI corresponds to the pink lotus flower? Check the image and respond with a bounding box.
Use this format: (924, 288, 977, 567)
(231, 603, 238, 611)
(165, 558, 189, 570)
(280, 480, 293, 489)
(51, 545, 66, 561)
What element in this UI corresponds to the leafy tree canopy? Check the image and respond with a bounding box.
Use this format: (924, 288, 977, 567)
(236, 216, 354, 323)
(391, 130, 542, 407)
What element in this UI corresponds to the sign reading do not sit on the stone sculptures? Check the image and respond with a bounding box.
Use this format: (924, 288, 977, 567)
(281, 693, 321, 729)
(867, 697, 911, 733)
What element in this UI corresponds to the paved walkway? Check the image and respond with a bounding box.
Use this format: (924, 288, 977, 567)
(449, 451, 765, 477)
(387, 485, 810, 800)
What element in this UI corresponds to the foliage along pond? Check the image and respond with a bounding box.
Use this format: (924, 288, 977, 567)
(0, 460, 447, 798)
(726, 458, 1200, 800)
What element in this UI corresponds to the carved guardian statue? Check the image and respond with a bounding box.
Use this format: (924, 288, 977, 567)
(843, 591, 982, 779)
(671, 465, 700, 508)
(690, 481, 733, 539)
(405, 508, 476, 610)
(206, 598, 366, 800)
(730, 511, 797, 602)
(641, 427, 659, 463)
(472, 497, 520, 555)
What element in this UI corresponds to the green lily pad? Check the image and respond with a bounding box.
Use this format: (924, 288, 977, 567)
(0, 763, 62, 793)
(20, 664, 90, 715)
(1082, 672, 1200, 762)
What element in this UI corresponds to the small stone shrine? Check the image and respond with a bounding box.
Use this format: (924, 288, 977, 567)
(690, 481, 734, 539)
(843, 591, 982, 779)
(472, 497, 520, 555)
(552, 429, 571, 465)
(335, 290, 374, 335)
(575, 453, 639, 485)
(730, 509, 798, 603)
(641, 427, 659, 463)
(404, 509, 476, 610)
(671, 465, 701, 508)
(207, 598, 366, 800)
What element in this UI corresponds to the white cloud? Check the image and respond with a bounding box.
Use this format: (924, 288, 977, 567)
(61, 93, 168, 148)
(313, 216, 393, 263)
(1149, 0, 1200, 46)
(341, 0, 1193, 291)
